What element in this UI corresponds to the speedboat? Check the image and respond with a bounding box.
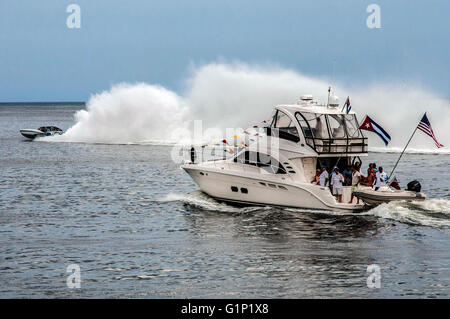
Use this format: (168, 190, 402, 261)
(181, 94, 371, 213)
(20, 126, 63, 139)
(353, 183, 426, 207)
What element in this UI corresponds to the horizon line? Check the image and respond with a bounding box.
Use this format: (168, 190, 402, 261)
(0, 101, 86, 105)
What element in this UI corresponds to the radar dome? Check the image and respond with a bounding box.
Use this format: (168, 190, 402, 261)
(328, 95, 340, 107)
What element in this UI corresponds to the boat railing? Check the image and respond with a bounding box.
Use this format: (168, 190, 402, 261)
(185, 145, 240, 164)
(263, 127, 367, 154)
(306, 136, 368, 154)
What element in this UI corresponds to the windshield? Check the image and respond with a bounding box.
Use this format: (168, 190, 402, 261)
(343, 114, 362, 138)
(295, 113, 329, 139)
(327, 114, 346, 138)
(295, 111, 367, 154)
(269, 110, 300, 142)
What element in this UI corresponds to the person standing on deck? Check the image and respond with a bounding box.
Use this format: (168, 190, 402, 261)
(331, 167, 344, 203)
(343, 166, 352, 186)
(362, 167, 375, 187)
(319, 166, 329, 187)
(372, 163, 378, 175)
(330, 168, 336, 193)
(374, 166, 388, 191)
(349, 165, 362, 204)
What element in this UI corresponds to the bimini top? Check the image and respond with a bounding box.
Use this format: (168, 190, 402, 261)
(265, 95, 368, 156)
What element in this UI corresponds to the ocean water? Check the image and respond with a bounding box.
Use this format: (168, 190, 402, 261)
(0, 103, 449, 298)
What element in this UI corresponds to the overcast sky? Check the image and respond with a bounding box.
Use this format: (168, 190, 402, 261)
(0, 0, 449, 101)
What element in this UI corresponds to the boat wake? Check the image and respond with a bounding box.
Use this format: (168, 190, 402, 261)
(159, 191, 266, 214)
(365, 198, 450, 228)
(165, 191, 450, 228)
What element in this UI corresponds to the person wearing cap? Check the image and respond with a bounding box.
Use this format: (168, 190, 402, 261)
(331, 167, 344, 202)
(319, 166, 329, 187)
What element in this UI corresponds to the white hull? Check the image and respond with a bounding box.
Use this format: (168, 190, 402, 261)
(182, 164, 365, 213)
(20, 129, 43, 139)
(353, 188, 426, 206)
(20, 127, 63, 139)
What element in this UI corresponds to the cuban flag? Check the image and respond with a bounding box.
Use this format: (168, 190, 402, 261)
(344, 96, 351, 114)
(359, 115, 391, 145)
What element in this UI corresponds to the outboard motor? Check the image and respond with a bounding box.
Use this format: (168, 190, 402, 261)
(407, 180, 421, 192)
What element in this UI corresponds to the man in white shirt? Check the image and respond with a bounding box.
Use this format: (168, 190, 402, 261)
(329, 168, 336, 193)
(331, 167, 344, 203)
(349, 165, 362, 204)
(319, 166, 329, 187)
(374, 166, 388, 191)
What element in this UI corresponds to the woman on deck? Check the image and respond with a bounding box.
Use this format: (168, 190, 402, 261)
(361, 167, 375, 187)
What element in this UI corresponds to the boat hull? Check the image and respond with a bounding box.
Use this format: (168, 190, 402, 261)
(353, 189, 426, 206)
(20, 128, 63, 139)
(182, 164, 364, 213)
(20, 129, 44, 139)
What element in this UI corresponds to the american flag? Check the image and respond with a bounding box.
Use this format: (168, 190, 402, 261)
(417, 113, 443, 148)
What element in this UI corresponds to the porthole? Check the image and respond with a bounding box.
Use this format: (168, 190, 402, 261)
(231, 186, 238, 192)
(259, 182, 267, 186)
(268, 184, 277, 188)
(241, 188, 248, 194)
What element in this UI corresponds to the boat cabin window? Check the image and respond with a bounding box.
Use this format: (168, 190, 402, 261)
(343, 114, 363, 138)
(268, 110, 300, 143)
(327, 114, 346, 138)
(295, 113, 329, 139)
(274, 111, 291, 128)
(233, 151, 287, 174)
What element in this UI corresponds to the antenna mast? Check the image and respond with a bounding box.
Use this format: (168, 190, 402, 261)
(327, 86, 331, 107)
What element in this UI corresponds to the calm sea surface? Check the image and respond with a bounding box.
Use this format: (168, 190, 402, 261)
(0, 103, 449, 298)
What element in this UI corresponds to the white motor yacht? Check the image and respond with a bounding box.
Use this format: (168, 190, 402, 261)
(182, 94, 369, 212)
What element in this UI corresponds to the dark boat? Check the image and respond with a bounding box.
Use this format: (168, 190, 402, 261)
(20, 126, 63, 139)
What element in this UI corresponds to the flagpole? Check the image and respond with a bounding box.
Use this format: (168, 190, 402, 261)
(341, 96, 348, 113)
(327, 86, 331, 107)
(388, 121, 420, 183)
